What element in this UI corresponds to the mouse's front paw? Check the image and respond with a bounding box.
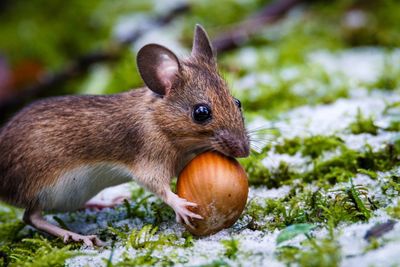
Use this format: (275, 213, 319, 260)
(166, 192, 203, 228)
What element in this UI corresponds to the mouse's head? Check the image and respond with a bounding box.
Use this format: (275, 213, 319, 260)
(137, 25, 249, 158)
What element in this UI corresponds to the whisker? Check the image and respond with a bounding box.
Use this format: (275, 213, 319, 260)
(249, 137, 279, 145)
(247, 122, 316, 136)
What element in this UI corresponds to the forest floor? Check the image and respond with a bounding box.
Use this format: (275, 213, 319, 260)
(1, 1, 400, 266)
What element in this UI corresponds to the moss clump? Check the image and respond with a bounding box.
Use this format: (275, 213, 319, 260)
(385, 120, 400, 131)
(381, 171, 400, 197)
(127, 225, 180, 250)
(369, 60, 400, 91)
(221, 238, 239, 260)
(304, 141, 400, 186)
(302, 136, 344, 159)
(275, 135, 344, 159)
(387, 200, 400, 219)
(241, 147, 297, 188)
(277, 226, 341, 267)
(0, 211, 25, 245)
(246, 180, 377, 232)
(111, 250, 175, 267)
(275, 137, 303, 156)
(245, 135, 400, 188)
(243, 159, 297, 188)
(349, 109, 379, 135)
(0, 205, 82, 267)
(2, 236, 81, 267)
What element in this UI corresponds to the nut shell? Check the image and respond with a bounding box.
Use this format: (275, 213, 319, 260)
(177, 151, 248, 236)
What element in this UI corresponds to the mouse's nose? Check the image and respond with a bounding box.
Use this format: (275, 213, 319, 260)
(238, 141, 250, 158)
(230, 141, 249, 158)
(216, 130, 250, 158)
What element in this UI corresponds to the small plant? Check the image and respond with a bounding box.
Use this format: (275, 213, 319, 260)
(277, 226, 341, 267)
(127, 225, 180, 250)
(6, 236, 82, 267)
(112, 250, 174, 267)
(198, 259, 230, 267)
(128, 225, 158, 249)
(387, 200, 400, 219)
(349, 109, 379, 135)
(123, 195, 152, 220)
(221, 238, 239, 260)
(276, 223, 315, 245)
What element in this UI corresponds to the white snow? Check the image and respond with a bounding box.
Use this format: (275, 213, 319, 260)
(308, 48, 386, 84)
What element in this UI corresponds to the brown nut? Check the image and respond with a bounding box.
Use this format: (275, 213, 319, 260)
(177, 151, 248, 236)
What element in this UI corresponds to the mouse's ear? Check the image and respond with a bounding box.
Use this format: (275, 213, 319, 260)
(191, 24, 215, 63)
(137, 44, 181, 96)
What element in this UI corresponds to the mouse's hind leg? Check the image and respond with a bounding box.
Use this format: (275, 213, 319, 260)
(23, 209, 104, 247)
(84, 184, 132, 210)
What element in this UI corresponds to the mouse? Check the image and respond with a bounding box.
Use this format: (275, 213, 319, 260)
(0, 25, 249, 246)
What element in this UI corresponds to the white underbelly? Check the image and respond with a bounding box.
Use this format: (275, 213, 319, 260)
(38, 162, 133, 211)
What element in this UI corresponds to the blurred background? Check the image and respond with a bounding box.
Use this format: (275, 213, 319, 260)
(1, 0, 399, 124)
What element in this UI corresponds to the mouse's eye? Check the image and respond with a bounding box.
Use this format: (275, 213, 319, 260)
(234, 98, 241, 108)
(193, 104, 212, 123)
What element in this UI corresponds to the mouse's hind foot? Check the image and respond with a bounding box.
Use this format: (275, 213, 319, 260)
(84, 195, 128, 210)
(61, 232, 104, 247)
(24, 209, 104, 247)
(84, 184, 132, 210)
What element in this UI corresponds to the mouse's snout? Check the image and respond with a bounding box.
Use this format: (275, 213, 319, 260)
(214, 129, 250, 158)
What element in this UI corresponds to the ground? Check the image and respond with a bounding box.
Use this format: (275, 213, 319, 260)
(0, 1, 400, 266)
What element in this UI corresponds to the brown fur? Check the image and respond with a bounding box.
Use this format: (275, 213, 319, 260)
(0, 25, 249, 214)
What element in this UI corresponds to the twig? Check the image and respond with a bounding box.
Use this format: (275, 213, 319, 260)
(212, 0, 303, 53)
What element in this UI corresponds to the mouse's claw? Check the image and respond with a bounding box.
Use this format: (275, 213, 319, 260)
(166, 191, 203, 228)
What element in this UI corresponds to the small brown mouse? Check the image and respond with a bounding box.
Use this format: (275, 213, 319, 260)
(0, 25, 249, 246)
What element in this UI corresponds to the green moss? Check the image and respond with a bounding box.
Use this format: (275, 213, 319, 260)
(0, 205, 25, 245)
(372, 72, 399, 91)
(349, 109, 379, 135)
(244, 159, 297, 188)
(108, 228, 192, 266)
(275, 135, 344, 159)
(304, 141, 400, 186)
(277, 226, 341, 267)
(385, 120, 400, 132)
(302, 136, 344, 159)
(275, 137, 303, 156)
(246, 179, 377, 232)
(197, 259, 230, 267)
(387, 200, 400, 219)
(221, 238, 239, 260)
(381, 169, 400, 197)
(245, 135, 400, 189)
(3, 236, 82, 267)
(128, 225, 179, 250)
(304, 149, 358, 185)
(0, 204, 83, 267)
(277, 224, 315, 244)
(112, 250, 174, 267)
(240, 150, 271, 186)
(364, 238, 383, 253)
(246, 194, 308, 231)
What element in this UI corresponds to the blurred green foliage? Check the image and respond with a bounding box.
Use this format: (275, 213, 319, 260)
(1, 0, 399, 100)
